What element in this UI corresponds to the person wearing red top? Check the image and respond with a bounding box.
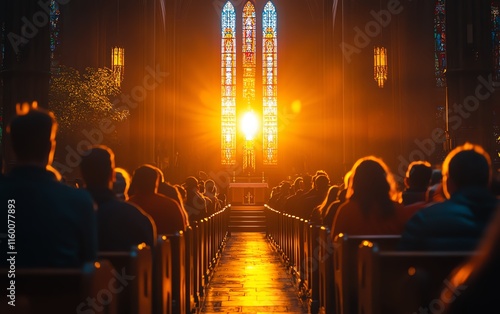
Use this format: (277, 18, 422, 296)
(331, 156, 411, 238)
(129, 164, 188, 235)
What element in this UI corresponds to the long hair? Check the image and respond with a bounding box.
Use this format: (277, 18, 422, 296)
(347, 156, 400, 217)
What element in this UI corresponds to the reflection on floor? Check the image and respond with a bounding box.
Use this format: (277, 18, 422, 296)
(201, 232, 308, 313)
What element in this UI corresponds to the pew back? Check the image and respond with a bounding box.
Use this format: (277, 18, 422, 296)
(333, 234, 401, 314)
(98, 244, 152, 314)
(154, 235, 172, 314)
(358, 244, 473, 314)
(167, 231, 187, 314)
(0, 260, 117, 314)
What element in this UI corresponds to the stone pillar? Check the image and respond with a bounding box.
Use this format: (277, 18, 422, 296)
(445, 0, 495, 154)
(1, 0, 51, 169)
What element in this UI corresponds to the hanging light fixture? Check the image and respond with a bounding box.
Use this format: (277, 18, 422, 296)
(111, 46, 125, 86)
(374, 46, 388, 88)
(111, 0, 124, 87)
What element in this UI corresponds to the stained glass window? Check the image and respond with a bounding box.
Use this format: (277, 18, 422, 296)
(50, 0, 60, 73)
(221, 2, 237, 165)
(262, 1, 278, 165)
(242, 2, 256, 108)
(434, 0, 446, 87)
(492, 2, 500, 80)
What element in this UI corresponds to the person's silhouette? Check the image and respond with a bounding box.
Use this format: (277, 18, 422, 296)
(0, 105, 97, 267)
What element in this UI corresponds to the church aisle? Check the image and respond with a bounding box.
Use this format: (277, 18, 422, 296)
(201, 232, 308, 314)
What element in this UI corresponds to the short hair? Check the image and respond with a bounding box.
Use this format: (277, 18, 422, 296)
(184, 176, 199, 190)
(205, 179, 216, 194)
(113, 167, 131, 199)
(8, 107, 57, 162)
(80, 146, 115, 188)
(315, 175, 330, 191)
(443, 143, 491, 193)
(131, 165, 159, 193)
(406, 161, 433, 189)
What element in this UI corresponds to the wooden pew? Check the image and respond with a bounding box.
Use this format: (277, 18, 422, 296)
(304, 224, 324, 314)
(166, 232, 186, 314)
(184, 226, 196, 313)
(153, 235, 172, 314)
(317, 225, 334, 314)
(333, 234, 401, 314)
(98, 243, 153, 314)
(358, 243, 473, 314)
(0, 260, 117, 314)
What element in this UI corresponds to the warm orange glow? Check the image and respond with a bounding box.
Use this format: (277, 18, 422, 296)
(360, 240, 373, 248)
(291, 99, 302, 114)
(374, 46, 388, 88)
(16, 101, 37, 115)
(241, 111, 259, 140)
(408, 266, 416, 276)
(94, 262, 101, 269)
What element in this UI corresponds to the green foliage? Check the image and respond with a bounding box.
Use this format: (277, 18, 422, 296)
(49, 66, 129, 140)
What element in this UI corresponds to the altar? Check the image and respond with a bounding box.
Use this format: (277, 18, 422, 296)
(228, 182, 269, 205)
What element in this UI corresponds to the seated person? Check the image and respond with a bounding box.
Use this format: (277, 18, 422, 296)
(399, 143, 498, 251)
(440, 206, 500, 313)
(129, 165, 188, 234)
(183, 176, 208, 223)
(332, 156, 409, 238)
(402, 161, 433, 206)
(80, 146, 157, 251)
(0, 105, 97, 267)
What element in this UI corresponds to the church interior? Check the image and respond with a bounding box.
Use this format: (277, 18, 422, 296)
(2, 1, 500, 184)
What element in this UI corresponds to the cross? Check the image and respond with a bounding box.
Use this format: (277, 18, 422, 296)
(245, 192, 254, 204)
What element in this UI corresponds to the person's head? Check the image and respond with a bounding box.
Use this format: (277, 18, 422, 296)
(302, 174, 313, 191)
(8, 104, 58, 165)
(198, 180, 206, 194)
(131, 164, 160, 194)
(205, 179, 216, 194)
(442, 143, 492, 199)
(292, 177, 304, 194)
(348, 156, 399, 215)
(315, 175, 330, 193)
(113, 167, 131, 200)
(430, 169, 443, 185)
(184, 176, 199, 191)
(319, 185, 340, 214)
(80, 146, 115, 189)
(278, 181, 291, 196)
(405, 161, 433, 190)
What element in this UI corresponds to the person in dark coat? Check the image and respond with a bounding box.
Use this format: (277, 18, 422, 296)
(441, 205, 500, 313)
(399, 143, 498, 251)
(80, 146, 157, 251)
(0, 106, 97, 267)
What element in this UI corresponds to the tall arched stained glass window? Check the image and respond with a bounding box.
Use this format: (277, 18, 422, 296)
(242, 2, 256, 108)
(221, 2, 237, 165)
(434, 0, 446, 87)
(262, 1, 278, 165)
(50, 0, 60, 73)
(492, 2, 500, 80)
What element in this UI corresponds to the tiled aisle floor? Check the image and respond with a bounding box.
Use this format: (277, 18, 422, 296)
(201, 232, 308, 314)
